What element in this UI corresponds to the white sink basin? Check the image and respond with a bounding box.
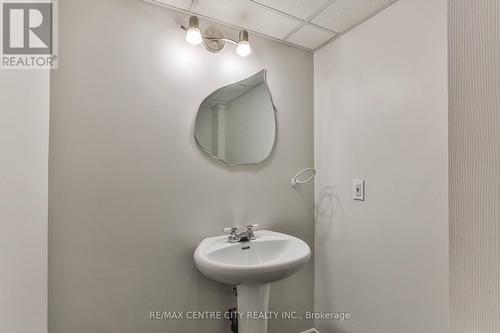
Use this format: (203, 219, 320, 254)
(194, 230, 311, 285)
(193, 230, 311, 333)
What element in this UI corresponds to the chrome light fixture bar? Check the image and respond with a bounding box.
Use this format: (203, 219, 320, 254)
(181, 15, 252, 57)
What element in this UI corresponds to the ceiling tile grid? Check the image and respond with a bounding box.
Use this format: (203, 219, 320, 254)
(250, 0, 330, 20)
(193, 0, 300, 40)
(149, 0, 193, 11)
(312, 0, 398, 33)
(147, 0, 399, 50)
(287, 24, 337, 49)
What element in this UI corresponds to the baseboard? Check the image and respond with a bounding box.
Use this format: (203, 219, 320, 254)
(300, 329, 320, 333)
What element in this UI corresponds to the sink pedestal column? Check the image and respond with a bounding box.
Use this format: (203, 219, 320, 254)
(237, 283, 271, 333)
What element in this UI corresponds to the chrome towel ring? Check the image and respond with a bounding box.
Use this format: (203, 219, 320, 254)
(291, 168, 316, 187)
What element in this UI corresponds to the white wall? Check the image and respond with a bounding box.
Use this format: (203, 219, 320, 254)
(449, 0, 500, 331)
(49, 1, 314, 332)
(313, 0, 449, 332)
(0, 70, 49, 333)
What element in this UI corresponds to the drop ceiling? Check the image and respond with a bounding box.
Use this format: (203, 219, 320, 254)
(145, 0, 398, 51)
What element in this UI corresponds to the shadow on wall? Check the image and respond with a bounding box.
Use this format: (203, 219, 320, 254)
(315, 186, 346, 248)
(315, 186, 349, 325)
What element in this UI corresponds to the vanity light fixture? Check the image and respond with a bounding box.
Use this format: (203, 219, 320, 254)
(181, 16, 252, 57)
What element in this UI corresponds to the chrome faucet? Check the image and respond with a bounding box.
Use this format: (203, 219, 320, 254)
(223, 224, 259, 243)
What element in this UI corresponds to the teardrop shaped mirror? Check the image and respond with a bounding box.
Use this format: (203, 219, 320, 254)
(194, 70, 276, 166)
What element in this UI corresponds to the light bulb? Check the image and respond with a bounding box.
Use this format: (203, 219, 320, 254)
(186, 27, 202, 45)
(236, 41, 251, 57)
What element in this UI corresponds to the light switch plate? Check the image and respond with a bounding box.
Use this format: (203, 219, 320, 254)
(353, 180, 365, 201)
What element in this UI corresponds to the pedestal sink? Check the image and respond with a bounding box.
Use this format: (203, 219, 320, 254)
(194, 230, 311, 333)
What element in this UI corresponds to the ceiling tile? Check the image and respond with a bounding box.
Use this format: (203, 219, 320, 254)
(193, 0, 301, 39)
(149, 0, 193, 10)
(312, 0, 396, 33)
(287, 24, 336, 49)
(251, 0, 330, 20)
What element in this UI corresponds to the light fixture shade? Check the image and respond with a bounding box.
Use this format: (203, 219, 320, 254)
(186, 27, 202, 45)
(236, 30, 251, 57)
(185, 16, 202, 45)
(236, 41, 251, 57)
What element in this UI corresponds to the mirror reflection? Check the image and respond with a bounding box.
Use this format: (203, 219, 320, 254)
(194, 70, 276, 165)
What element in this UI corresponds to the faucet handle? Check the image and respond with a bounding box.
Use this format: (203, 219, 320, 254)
(223, 226, 238, 234)
(246, 224, 259, 230)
